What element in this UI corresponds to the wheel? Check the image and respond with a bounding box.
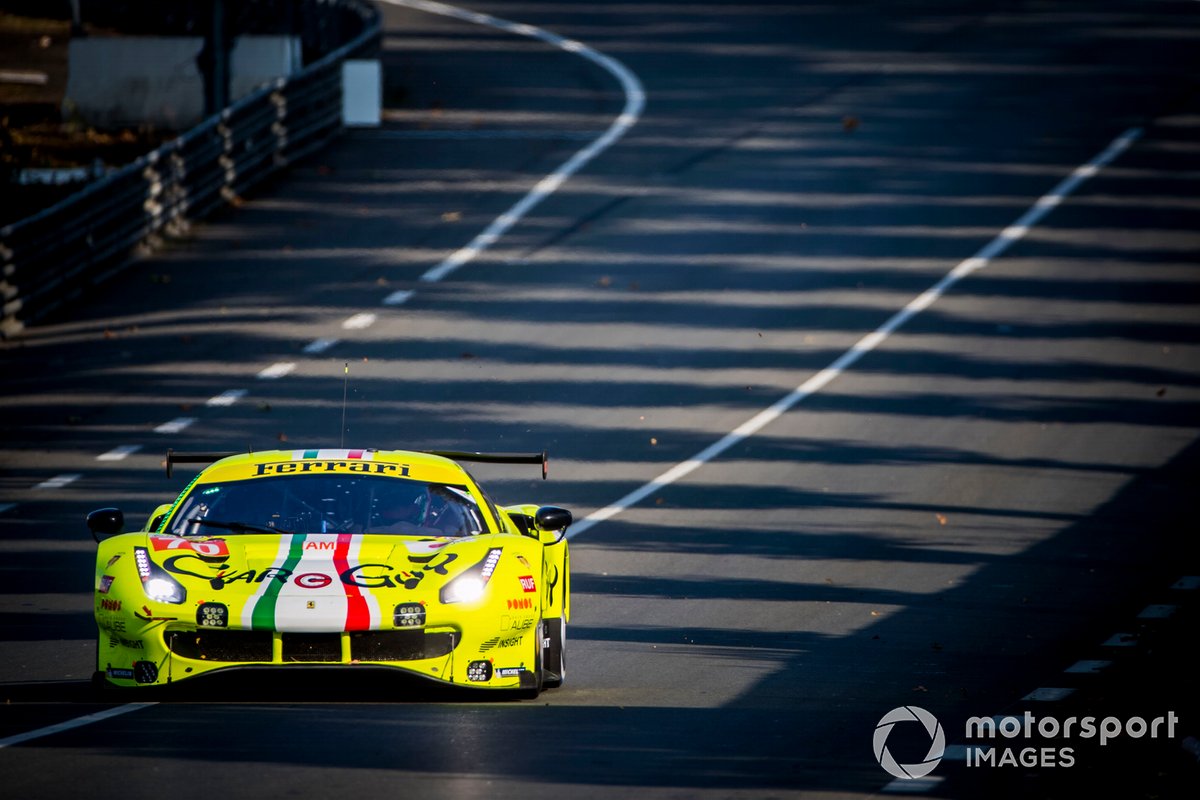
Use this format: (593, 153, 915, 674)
(543, 616, 566, 689)
(515, 619, 544, 699)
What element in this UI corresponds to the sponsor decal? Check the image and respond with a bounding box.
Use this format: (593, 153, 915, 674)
(500, 615, 535, 632)
(304, 540, 336, 551)
(107, 668, 135, 680)
(294, 572, 334, 589)
(506, 597, 533, 610)
(162, 549, 458, 593)
(516, 555, 531, 569)
(253, 459, 409, 477)
(150, 535, 230, 557)
(98, 575, 115, 594)
(496, 667, 523, 678)
(479, 635, 523, 653)
(519, 575, 536, 593)
(108, 635, 143, 650)
(106, 554, 122, 568)
(99, 598, 122, 612)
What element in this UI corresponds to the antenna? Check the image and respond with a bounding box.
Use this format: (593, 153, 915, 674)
(340, 361, 349, 448)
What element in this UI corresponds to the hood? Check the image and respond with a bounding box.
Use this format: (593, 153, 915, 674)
(144, 531, 494, 632)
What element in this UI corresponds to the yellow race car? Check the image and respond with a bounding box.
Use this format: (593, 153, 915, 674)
(87, 448, 571, 696)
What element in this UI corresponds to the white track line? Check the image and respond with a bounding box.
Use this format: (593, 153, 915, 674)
(0, 703, 157, 749)
(154, 417, 196, 435)
(206, 389, 248, 407)
(303, 338, 339, 354)
(0, 4, 640, 749)
(378, 0, 645, 285)
(257, 362, 296, 380)
(568, 127, 1141, 538)
(33, 473, 83, 490)
(96, 445, 142, 462)
(342, 312, 377, 330)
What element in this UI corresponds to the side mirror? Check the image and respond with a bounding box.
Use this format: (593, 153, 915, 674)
(535, 506, 572, 545)
(87, 508, 125, 542)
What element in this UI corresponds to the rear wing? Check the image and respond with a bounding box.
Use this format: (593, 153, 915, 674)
(165, 448, 548, 479)
(426, 451, 548, 480)
(165, 449, 246, 478)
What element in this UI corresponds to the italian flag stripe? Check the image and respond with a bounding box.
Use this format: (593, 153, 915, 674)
(335, 533, 371, 631)
(250, 533, 308, 630)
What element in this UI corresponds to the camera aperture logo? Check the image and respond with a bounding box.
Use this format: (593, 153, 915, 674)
(873, 706, 1181, 778)
(873, 706, 945, 779)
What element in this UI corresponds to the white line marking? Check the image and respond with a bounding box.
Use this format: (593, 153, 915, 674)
(1023, 687, 1075, 701)
(882, 776, 943, 793)
(34, 473, 83, 490)
(0, 503, 17, 514)
(1171, 576, 1200, 591)
(206, 389, 248, 407)
(257, 362, 296, 379)
(154, 417, 196, 434)
(380, 0, 645, 285)
(342, 312, 377, 330)
(0, 703, 157, 749)
(1064, 660, 1111, 674)
(383, 290, 414, 306)
(1138, 604, 1177, 619)
(304, 338, 338, 354)
(0, 70, 48, 86)
(2, 1, 638, 751)
(97, 445, 142, 461)
(567, 127, 1141, 538)
(1103, 632, 1139, 647)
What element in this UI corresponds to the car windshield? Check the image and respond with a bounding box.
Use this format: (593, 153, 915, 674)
(165, 474, 489, 537)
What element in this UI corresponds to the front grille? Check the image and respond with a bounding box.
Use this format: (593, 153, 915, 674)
(283, 633, 342, 662)
(168, 630, 273, 662)
(351, 630, 456, 661)
(165, 629, 459, 663)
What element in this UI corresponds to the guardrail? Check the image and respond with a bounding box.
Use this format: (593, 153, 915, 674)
(0, 0, 380, 338)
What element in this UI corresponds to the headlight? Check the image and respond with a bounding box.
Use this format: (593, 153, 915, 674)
(439, 548, 502, 604)
(134, 547, 187, 604)
(441, 577, 484, 604)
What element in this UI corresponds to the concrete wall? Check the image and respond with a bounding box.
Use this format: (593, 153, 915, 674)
(63, 36, 301, 129)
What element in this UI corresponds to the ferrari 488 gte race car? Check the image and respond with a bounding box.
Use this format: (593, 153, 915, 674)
(87, 448, 571, 696)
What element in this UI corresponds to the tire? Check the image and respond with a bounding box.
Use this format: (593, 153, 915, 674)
(543, 616, 566, 689)
(514, 619, 544, 699)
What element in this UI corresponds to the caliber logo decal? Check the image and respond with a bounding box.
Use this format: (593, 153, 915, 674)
(500, 616, 535, 631)
(873, 706, 945, 779)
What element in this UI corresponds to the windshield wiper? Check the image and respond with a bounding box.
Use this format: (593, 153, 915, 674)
(189, 518, 294, 536)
